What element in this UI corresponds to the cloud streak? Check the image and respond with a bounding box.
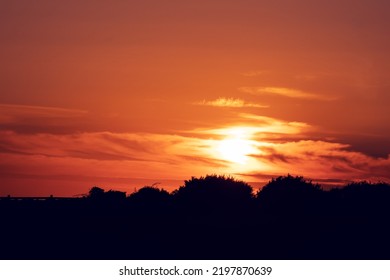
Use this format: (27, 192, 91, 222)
(0, 130, 215, 163)
(0, 103, 90, 134)
(189, 114, 311, 144)
(195, 98, 268, 108)
(239, 87, 335, 100)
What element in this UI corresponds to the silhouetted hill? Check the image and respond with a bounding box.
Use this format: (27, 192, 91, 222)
(1, 174, 390, 259)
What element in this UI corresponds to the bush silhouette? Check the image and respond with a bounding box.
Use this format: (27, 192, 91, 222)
(88, 186, 105, 199)
(105, 189, 126, 200)
(128, 186, 171, 209)
(130, 186, 169, 199)
(330, 181, 390, 214)
(87, 186, 126, 200)
(256, 174, 323, 215)
(173, 175, 253, 213)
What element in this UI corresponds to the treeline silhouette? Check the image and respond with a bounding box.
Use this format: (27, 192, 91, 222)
(1, 174, 390, 259)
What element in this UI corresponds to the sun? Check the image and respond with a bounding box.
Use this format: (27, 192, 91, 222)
(216, 128, 258, 164)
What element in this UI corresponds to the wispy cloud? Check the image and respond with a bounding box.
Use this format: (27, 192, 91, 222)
(247, 140, 390, 183)
(240, 71, 269, 77)
(0, 103, 89, 134)
(239, 87, 336, 100)
(0, 103, 87, 120)
(195, 98, 268, 108)
(190, 114, 309, 138)
(0, 130, 212, 163)
(0, 130, 228, 180)
(240, 113, 310, 136)
(187, 114, 390, 184)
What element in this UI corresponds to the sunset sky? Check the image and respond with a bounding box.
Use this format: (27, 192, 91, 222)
(1, 0, 390, 196)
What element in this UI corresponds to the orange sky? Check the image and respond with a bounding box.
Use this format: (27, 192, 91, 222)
(1, 0, 390, 196)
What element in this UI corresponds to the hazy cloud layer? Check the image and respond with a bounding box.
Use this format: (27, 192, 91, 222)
(1, 103, 389, 196)
(1, 113, 389, 196)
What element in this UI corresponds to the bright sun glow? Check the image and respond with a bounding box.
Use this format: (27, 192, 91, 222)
(216, 128, 258, 164)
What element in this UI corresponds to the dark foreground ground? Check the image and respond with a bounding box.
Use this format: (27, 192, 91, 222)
(1, 175, 390, 259)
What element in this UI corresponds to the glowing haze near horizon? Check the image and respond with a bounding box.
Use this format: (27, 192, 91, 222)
(1, 0, 390, 196)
